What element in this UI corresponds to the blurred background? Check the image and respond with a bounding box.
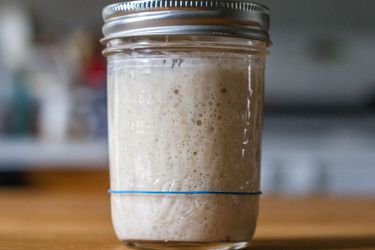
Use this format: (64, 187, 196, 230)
(0, 0, 374, 195)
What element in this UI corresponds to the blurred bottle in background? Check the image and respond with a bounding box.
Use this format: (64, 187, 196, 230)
(0, 2, 36, 138)
(0, 1, 107, 142)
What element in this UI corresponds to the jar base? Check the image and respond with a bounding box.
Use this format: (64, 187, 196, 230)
(124, 240, 250, 250)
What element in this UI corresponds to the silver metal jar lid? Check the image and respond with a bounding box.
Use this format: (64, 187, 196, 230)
(102, 0, 270, 42)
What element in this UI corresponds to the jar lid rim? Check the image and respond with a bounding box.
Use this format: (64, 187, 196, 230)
(103, 0, 270, 21)
(102, 0, 271, 42)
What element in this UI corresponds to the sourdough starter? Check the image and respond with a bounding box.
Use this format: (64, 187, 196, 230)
(108, 54, 263, 243)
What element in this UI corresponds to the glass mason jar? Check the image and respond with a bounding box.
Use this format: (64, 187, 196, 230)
(102, 1, 271, 249)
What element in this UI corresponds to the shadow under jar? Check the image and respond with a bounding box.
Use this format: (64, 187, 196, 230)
(102, 1, 271, 249)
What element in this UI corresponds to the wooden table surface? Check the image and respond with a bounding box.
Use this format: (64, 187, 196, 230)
(0, 171, 374, 250)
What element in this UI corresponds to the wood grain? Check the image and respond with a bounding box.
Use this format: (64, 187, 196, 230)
(0, 171, 374, 250)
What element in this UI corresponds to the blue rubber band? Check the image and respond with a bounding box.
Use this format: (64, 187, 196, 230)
(109, 190, 262, 196)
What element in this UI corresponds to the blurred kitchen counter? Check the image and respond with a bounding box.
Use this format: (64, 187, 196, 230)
(0, 171, 374, 250)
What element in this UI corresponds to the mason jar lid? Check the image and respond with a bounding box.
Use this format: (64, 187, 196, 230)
(102, 0, 270, 43)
